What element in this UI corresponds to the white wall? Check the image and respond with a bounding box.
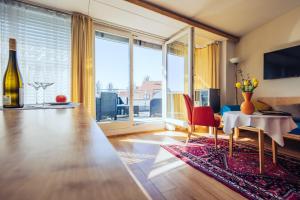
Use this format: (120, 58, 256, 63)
(236, 6, 300, 98)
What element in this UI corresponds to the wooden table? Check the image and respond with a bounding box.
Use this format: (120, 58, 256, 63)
(223, 111, 297, 174)
(0, 106, 149, 200)
(229, 126, 277, 174)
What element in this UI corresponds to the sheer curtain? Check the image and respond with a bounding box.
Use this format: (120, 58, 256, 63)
(0, 0, 71, 105)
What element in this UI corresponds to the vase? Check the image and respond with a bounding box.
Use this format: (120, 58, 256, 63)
(240, 92, 255, 115)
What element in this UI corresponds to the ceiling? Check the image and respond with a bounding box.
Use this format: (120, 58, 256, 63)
(145, 0, 300, 36)
(28, 0, 186, 39)
(28, 0, 300, 39)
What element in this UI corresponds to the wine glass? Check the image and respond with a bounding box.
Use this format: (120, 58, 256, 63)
(28, 82, 41, 105)
(37, 82, 54, 106)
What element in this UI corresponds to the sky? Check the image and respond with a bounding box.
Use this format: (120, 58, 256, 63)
(95, 37, 163, 90)
(167, 54, 185, 92)
(95, 36, 185, 92)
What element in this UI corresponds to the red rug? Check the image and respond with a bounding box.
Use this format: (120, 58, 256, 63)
(161, 137, 300, 200)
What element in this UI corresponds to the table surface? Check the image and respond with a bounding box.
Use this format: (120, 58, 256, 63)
(0, 106, 148, 200)
(223, 111, 297, 146)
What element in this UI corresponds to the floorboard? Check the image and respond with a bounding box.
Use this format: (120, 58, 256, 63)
(109, 130, 300, 200)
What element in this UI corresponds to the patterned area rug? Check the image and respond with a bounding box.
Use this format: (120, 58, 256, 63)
(161, 137, 300, 200)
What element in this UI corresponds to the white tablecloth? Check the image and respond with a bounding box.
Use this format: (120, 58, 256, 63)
(223, 111, 298, 146)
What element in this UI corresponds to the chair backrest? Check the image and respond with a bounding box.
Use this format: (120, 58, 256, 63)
(183, 94, 217, 126)
(100, 92, 117, 120)
(117, 97, 124, 105)
(183, 94, 193, 124)
(192, 106, 216, 127)
(96, 97, 101, 121)
(150, 98, 162, 117)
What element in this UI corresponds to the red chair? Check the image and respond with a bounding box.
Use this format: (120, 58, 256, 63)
(183, 94, 221, 148)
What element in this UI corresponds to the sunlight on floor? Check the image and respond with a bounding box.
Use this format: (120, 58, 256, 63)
(147, 159, 185, 179)
(149, 143, 187, 179)
(116, 131, 253, 181)
(113, 130, 268, 195)
(116, 132, 190, 179)
(153, 148, 175, 163)
(153, 131, 187, 137)
(118, 151, 156, 164)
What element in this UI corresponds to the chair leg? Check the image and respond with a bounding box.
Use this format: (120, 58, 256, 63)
(229, 133, 233, 157)
(214, 127, 218, 149)
(186, 125, 194, 144)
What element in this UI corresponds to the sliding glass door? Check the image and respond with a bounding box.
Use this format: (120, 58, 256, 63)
(95, 32, 130, 123)
(95, 25, 197, 133)
(94, 25, 164, 134)
(164, 28, 193, 124)
(95, 26, 217, 132)
(133, 40, 163, 123)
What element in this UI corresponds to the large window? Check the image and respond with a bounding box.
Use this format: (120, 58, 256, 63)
(0, 0, 71, 105)
(95, 31, 163, 123)
(133, 40, 162, 122)
(95, 32, 130, 122)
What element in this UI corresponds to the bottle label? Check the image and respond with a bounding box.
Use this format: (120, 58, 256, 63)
(19, 88, 24, 105)
(3, 95, 11, 105)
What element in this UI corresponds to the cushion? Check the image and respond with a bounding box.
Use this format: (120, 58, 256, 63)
(289, 122, 300, 135)
(293, 117, 300, 123)
(221, 105, 240, 116)
(253, 100, 272, 111)
(272, 104, 300, 118)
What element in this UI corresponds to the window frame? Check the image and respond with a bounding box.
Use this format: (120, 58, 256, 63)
(93, 23, 165, 136)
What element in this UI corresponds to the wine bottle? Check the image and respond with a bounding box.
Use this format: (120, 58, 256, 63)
(3, 38, 24, 108)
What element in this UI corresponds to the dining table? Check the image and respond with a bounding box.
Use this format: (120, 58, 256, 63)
(222, 111, 298, 173)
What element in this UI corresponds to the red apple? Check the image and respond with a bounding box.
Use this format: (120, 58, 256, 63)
(56, 95, 67, 103)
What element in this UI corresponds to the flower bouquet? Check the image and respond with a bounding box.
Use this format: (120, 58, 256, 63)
(235, 77, 259, 115)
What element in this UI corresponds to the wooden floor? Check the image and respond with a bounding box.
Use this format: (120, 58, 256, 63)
(109, 130, 300, 200)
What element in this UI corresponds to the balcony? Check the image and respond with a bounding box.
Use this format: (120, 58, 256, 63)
(96, 89, 162, 123)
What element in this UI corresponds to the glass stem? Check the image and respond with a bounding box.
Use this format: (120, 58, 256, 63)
(43, 89, 45, 106)
(35, 89, 38, 105)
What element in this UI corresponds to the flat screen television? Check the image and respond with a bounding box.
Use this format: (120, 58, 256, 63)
(264, 45, 300, 79)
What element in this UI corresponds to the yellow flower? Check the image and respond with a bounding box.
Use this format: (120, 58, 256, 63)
(253, 81, 259, 88)
(243, 80, 249, 86)
(252, 78, 258, 83)
(235, 82, 241, 88)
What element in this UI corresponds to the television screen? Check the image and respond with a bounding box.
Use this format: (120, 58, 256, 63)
(264, 45, 300, 79)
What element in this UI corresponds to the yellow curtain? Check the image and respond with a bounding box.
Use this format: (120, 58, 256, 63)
(71, 13, 95, 117)
(194, 42, 220, 90)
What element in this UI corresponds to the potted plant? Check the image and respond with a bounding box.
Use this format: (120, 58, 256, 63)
(235, 77, 259, 115)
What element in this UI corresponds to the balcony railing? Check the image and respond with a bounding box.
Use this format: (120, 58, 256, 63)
(96, 89, 162, 122)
